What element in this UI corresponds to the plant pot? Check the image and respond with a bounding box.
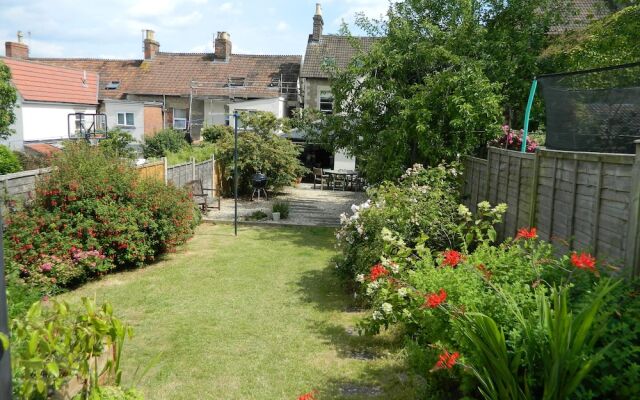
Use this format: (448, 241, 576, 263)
(272, 212, 281, 221)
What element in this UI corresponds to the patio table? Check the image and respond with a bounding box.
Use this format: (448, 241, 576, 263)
(325, 170, 359, 191)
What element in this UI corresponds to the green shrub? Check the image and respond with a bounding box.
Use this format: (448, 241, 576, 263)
(272, 201, 290, 219)
(202, 125, 232, 143)
(100, 128, 136, 159)
(166, 142, 216, 165)
(143, 129, 188, 158)
(10, 298, 132, 399)
(4, 142, 199, 295)
(246, 210, 268, 221)
(0, 144, 21, 174)
(335, 163, 462, 283)
(214, 128, 306, 196)
(81, 387, 144, 400)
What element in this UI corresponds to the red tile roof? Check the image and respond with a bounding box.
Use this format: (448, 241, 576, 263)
(1, 57, 99, 105)
(31, 52, 301, 100)
(24, 143, 62, 157)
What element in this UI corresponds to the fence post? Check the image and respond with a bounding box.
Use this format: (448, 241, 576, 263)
(625, 140, 640, 277)
(211, 155, 216, 192)
(484, 146, 492, 201)
(163, 157, 168, 185)
(191, 157, 196, 182)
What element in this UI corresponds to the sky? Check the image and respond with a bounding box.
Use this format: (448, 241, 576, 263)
(0, 0, 391, 59)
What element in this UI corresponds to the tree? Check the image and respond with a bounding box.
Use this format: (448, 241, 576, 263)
(301, 0, 575, 183)
(0, 61, 18, 139)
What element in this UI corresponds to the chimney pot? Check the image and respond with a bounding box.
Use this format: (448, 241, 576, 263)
(214, 31, 232, 62)
(143, 29, 159, 60)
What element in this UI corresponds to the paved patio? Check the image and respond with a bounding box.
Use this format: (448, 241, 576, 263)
(203, 183, 367, 227)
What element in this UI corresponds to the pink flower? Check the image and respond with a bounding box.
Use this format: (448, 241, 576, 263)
(40, 262, 53, 272)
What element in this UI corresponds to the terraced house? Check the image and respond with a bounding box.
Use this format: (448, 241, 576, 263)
(3, 30, 300, 144)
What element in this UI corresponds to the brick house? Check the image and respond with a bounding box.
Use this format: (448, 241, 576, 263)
(22, 31, 300, 142)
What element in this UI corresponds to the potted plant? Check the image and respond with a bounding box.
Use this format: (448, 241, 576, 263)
(272, 201, 289, 221)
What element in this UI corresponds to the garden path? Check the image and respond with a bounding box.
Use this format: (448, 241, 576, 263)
(62, 224, 422, 399)
(204, 183, 366, 227)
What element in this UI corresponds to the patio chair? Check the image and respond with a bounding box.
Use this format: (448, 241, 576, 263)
(185, 179, 221, 213)
(313, 167, 328, 190)
(332, 174, 347, 191)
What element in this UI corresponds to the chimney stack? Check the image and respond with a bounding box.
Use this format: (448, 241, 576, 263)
(143, 29, 159, 60)
(311, 3, 324, 42)
(214, 32, 232, 62)
(5, 30, 29, 59)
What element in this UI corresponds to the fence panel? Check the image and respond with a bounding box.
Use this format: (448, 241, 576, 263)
(137, 160, 165, 182)
(194, 158, 215, 191)
(463, 146, 638, 274)
(0, 168, 51, 202)
(167, 162, 194, 188)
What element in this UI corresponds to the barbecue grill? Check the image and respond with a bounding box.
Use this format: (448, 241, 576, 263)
(251, 173, 268, 201)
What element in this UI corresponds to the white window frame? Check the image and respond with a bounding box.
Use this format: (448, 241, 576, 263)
(117, 112, 135, 127)
(173, 108, 188, 130)
(319, 90, 334, 115)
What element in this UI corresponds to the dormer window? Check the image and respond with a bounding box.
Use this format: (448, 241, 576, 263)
(105, 81, 120, 90)
(226, 77, 245, 87)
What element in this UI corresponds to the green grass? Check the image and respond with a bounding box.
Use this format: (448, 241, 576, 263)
(61, 224, 422, 399)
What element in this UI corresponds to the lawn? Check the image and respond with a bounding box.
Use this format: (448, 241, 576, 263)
(61, 223, 422, 399)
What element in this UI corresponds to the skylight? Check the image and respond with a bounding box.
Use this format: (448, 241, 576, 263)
(105, 81, 120, 90)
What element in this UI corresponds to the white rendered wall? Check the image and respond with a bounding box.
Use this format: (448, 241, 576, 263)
(227, 97, 285, 129)
(334, 150, 356, 171)
(103, 101, 145, 142)
(21, 102, 97, 142)
(204, 99, 228, 126)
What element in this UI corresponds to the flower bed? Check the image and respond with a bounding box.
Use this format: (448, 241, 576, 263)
(4, 143, 200, 316)
(337, 164, 640, 399)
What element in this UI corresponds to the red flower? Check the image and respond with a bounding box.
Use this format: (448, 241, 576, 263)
(369, 264, 389, 281)
(571, 252, 596, 271)
(442, 250, 463, 268)
(516, 227, 537, 240)
(422, 289, 447, 309)
(432, 351, 460, 371)
(298, 390, 318, 400)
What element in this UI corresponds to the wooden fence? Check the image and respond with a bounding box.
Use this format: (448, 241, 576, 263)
(0, 156, 217, 204)
(463, 144, 640, 275)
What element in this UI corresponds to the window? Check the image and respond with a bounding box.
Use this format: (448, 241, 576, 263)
(226, 77, 246, 87)
(117, 112, 135, 126)
(173, 108, 188, 130)
(75, 113, 85, 134)
(319, 90, 334, 114)
(105, 81, 120, 90)
(234, 109, 256, 130)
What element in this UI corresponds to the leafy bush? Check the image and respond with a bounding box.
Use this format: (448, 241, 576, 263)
(143, 129, 188, 158)
(213, 122, 306, 196)
(166, 142, 215, 165)
(0, 144, 22, 174)
(202, 125, 232, 143)
(10, 298, 132, 399)
(4, 142, 199, 295)
(82, 387, 144, 400)
(335, 163, 462, 283)
(272, 201, 290, 219)
(246, 210, 268, 221)
(100, 128, 136, 159)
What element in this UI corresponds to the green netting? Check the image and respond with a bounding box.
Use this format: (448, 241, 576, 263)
(538, 62, 640, 153)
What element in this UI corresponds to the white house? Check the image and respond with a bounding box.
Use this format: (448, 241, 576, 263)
(1, 56, 99, 150)
(101, 99, 146, 142)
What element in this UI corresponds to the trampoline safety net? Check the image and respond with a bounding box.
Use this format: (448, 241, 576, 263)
(539, 62, 640, 154)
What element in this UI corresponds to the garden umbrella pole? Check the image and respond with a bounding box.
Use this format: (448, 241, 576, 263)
(234, 112, 239, 237)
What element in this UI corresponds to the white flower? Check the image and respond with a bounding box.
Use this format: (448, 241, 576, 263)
(457, 204, 471, 217)
(340, 212, 348, 224)
(372, 311, 383, 320)
(355, 274, 365, 283)
(351, 204, 359, 213)
(357, 225, 364, 235)
(381, 302, 393, 314)
(398, 287, 408, 298)
(390, 262, 399, 274)
(402, 308, 412, 318)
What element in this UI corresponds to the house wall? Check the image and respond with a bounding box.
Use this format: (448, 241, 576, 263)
(204, 99, 227, 126)
(302, 78, 329, 110)
(144, 104, 163, 136)
(103, 100, 145, 142)
(2, 94, 24, 151)
(20, 101, 97, 142)
(227, 97, 285, 129)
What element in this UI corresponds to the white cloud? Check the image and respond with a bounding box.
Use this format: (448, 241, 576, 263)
(276, 21, 289, 32)
(219, 2, 234, 12)
(29, 39, 64, 57)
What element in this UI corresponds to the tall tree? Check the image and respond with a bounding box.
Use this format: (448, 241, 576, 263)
(0, 61, 17, 140)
